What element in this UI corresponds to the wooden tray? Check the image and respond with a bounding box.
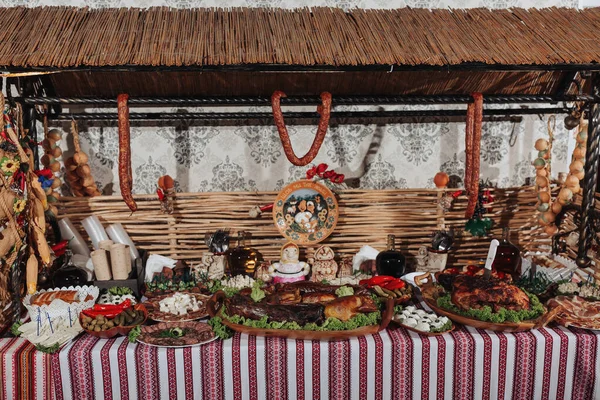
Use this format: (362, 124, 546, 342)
(206, 291, 394, 340)
(414, 273, 561, 332)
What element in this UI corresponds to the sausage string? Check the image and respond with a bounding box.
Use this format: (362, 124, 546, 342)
(465, 93, 483, 219)
(117, 94, 137, 212)
(271, 91, 331, 166)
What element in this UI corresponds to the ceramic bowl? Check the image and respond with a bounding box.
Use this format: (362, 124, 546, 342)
(80, 304, 147, 339)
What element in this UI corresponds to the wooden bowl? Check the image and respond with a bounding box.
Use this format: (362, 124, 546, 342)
(80, 304, 148, 339)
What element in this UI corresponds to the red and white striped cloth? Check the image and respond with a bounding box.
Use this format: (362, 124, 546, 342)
(2, 323, 599, 400)
(0, 336, 53, 400)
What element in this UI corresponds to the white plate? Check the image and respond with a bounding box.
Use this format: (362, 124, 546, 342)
(136, 335, 217, 348)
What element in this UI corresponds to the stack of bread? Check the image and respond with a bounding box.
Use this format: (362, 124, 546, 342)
(64, 121, 101, 197)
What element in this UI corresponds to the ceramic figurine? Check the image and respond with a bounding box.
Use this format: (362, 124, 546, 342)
(268, 242, 310, 283)
(310, 246, 338, 282)
(338, 256, 353, 278)
(197, 252, 226, 280)
(254, 261, 273, 283)
(414, 246, 429, 271)
(415, 246, 448, 273)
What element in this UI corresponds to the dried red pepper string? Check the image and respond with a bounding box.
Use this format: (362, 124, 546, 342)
(306, 163, 345, 184)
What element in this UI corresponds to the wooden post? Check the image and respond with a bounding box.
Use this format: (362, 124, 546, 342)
(577, 73, 600, 268)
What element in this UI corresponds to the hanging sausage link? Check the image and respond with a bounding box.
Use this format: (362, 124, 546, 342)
(465, 93, 483, 219)
(117, 94, 137, 212)
(271, 91, 332, 166)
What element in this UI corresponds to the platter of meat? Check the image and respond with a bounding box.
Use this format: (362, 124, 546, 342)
(143, 292, 210, 322)
(207, 281, 395, 340)
(547, 296, 600, 331)
(414, 273, 560, 332)
(136, 321, 216, 348)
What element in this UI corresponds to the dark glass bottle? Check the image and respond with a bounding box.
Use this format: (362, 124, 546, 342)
(376, 235, 406, 278)
(52, 249, 89, 288)
(227, 231, 263, 276)
(492, 227, 522, 278)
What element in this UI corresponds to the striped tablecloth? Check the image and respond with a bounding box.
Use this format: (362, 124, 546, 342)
(0, 336, 53, 400)
(2, 323, 599, 400)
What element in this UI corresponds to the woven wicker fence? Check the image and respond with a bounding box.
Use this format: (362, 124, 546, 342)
(58, 186, 550, 267)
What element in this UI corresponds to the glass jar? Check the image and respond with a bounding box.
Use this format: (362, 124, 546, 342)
(492, 227, 522, 278)
(52, 249, 89, 288)
(226, 231, 263, 277)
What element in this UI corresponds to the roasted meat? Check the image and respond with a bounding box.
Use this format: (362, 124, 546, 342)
(301, 292, 337, 304)
(273, 281, 370, 296)
(450, 275, 530, 313)
(266, 289, 301, 305)
(226, 294, 324, 325)
(324, 295, 378, 322)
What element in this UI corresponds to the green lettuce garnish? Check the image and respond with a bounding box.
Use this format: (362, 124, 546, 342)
(35, 343, 60, 354)
(128, 326, 141, 343)
(221, 310, 381, 332)
(10, 321, 23, 337)
(208, 316, 233, 340)
(250, 281, 265, 303)
(335, 286, 354, 297)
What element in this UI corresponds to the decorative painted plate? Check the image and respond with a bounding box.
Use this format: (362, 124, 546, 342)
(273, 180, 338, 245)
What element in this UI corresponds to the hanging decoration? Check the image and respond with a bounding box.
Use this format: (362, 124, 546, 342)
(64, 121, 101, 197)
(118, 93, 137, 212)
(0, 93, 56, 328)
(534, 115, 586, 236)
(272, 179, 339, 245)
(38, 110, 62, 216)
(464, 182, 494, 237)
(305, 163, 345, 189)
(249, 163, 344, 219)
(464, 93, 483, 219)
(157, 175, 175, 214)
(271, 91, 331, 167)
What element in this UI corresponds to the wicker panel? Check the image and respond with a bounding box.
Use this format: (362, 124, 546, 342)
(57, 187, 549, 267)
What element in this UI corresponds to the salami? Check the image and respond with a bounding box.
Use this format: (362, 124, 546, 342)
(117, 94, 137, 212)
(272, 91, 332, 166)
(464, 102, 474, 215)
(465, 93, 483, 219)
(548, 296, 600, 330)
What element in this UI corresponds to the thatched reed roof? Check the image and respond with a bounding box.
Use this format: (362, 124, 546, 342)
(0, 7, 599, 69)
